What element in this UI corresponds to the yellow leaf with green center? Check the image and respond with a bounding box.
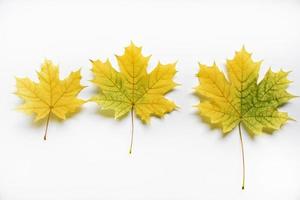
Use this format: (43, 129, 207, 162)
(195, 47, 295, 190)
(90, 42, 178, 153)
(16, 60, 85, 140)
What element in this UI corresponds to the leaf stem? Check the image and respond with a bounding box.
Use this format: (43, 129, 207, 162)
(129, 106, 134, 154)
(238, 122, 245, 190)
(44, 111, 51, 141)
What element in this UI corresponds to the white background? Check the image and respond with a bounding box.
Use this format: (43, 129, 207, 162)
(0, 0, 300, 199)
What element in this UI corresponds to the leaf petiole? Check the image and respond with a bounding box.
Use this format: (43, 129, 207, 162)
(129, 106, 134, 154)
(44, 111, 51, 141)
(238, 122, 246, 190)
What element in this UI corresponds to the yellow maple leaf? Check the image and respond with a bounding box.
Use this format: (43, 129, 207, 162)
(195, 47, 295, 190)
(16, 59, 85, 140)
(90, 42, 178, 153)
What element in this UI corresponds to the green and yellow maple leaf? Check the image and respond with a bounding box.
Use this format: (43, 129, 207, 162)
(195, 47, 295, 190)
(90, 42, 178, 153)
(16, 59, 85, 140)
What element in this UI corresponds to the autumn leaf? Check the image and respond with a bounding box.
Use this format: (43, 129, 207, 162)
(195, 47, 295, 190)
(90, 42, 178, 154)
(16, 59, 85, 140)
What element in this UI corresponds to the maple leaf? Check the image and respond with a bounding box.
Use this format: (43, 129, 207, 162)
(90, 42, 177, 154)
(195, 47, 295, 190)
(16, 59, 85, 140)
